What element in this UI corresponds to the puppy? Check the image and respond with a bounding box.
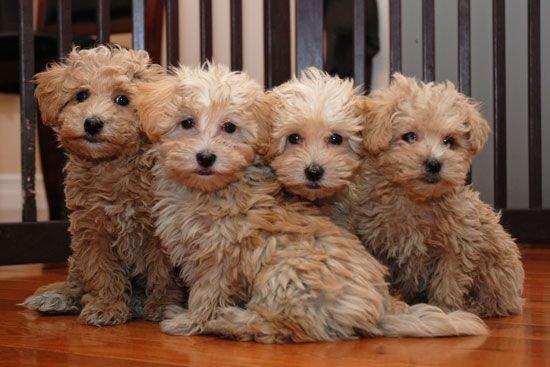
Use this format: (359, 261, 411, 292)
(22, 45, 180, 325)
(349, 73, 524, 317)
(136, 63, 487, 343)
(267, 68, 363, 225)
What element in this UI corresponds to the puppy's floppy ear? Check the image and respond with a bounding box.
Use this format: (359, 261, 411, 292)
(261, 91, 283, 162)
(134, 74, 181, 142)
(34, 63, 68, 128)
(359, 93, 395, 156)
(464, 101, 490, 155)
(361, 73, 418, 155)
(251, 91, 273, 157)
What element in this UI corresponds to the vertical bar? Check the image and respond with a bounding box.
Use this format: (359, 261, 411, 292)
(18, 0, 37, 222)
(528, 0, 542, 208)
(296, 0, 323, 73)
(166, 0, 180, 65)
(493, 0, 507, 209)
(200, 0, 213, 63)
(97, 0, 111, 44)
(457, 0, 471, 96)
(458, 0, 472, 185)
(422, 0, 435, 82)
(132, 0, 145, 50)
(389, 0, 402, 76)
(230, 0, 243, 70)
(144, 0, 164, 64)
(57, 0, 72, 58)
(264, 0, 291, 88)
(353, 0, 366, 87)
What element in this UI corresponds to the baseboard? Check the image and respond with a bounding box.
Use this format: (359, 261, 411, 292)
(0, 174, 48, 210)
(501, 209, 550, 244)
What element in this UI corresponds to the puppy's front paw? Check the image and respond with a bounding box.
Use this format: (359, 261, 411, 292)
(388, 298, 409, 314)
(79, 300, 130, 326)
(143, 301, 174, 322)
(163, 304, 186, 319)
(160, 310, 202, 336)
(21, 292, 81, 315)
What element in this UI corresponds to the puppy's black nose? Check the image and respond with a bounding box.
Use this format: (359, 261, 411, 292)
(196, 151, 217, 168)
(304, 164, 325, 182)
(425, 159, 442, 174)
(84, 117, 104, 135)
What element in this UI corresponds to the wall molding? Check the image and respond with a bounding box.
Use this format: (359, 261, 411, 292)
(0, 174, 48, 210)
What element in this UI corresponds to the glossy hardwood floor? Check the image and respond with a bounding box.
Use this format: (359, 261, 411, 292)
(0, 245, 548, 367)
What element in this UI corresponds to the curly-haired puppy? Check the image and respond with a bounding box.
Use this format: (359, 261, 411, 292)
(22, 46, 180, 326)
(267, 68, 363, 225)
(136, 63, 486, 343)
(349, 73, 524, 317)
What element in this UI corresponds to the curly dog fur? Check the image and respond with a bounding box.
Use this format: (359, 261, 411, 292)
(267, 68, 363, 226)
(136, 64, 487, 343)
(22, 46, 181, 326)
(349, 73, 524, 317)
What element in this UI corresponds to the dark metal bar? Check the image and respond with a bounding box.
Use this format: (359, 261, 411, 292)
(57, 0, 72, 58)
(200, 0, 213, 63)
(422, 0, 435, 82)
(528, 0, 542, 208)
(0, 222, 70, 265)
(493, 0, 507, 209)
(353, 0, 366, 87)
(230, 0, 243, 70)
(458, 0, 472, 184)
(18, 0, 37, 222)
(389, 0, 402, 76)
(457, 0, 471, 96)
(132, 0, 145, 50)
(144, 0, 164, 64)
(97, 0, 111, 44)
(166, 0, 180, 65)
(263, 0, 291, 88)
(296, 0, 323, 73)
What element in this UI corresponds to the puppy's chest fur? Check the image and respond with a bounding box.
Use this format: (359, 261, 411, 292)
(154, 164, 278, 301)
(65, 147, 156, 262)
(352, 172, 465, 287)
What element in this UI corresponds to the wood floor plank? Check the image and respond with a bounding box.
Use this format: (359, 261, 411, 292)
(0, 245, 548, 366)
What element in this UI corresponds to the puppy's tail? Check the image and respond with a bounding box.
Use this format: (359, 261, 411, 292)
(379, 303, 488, 337)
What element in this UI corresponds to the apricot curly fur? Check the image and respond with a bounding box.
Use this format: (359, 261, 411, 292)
(136, 64, 487, 343)
(21, 45, 181, 326)
(349, 74, 524, 317)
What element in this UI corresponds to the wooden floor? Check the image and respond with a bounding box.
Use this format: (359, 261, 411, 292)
(0, 246, 548, 367)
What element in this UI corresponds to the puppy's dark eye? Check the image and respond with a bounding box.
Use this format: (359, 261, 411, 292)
(114, 95, 129, 106)
(402, 132, 417, 143)
(443, 136, 455, 147)
(76, 91, 89, 103)
(328, 133, 343, 145)
(288, 133, 302, 144)
(222, 122, 237, 134)
(181, 118, 195, 129)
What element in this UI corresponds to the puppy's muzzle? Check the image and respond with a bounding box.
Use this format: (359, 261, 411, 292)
(304, 164, 324, 182)
(84, 116, 104, 136)
(196, 151, 217, 168)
